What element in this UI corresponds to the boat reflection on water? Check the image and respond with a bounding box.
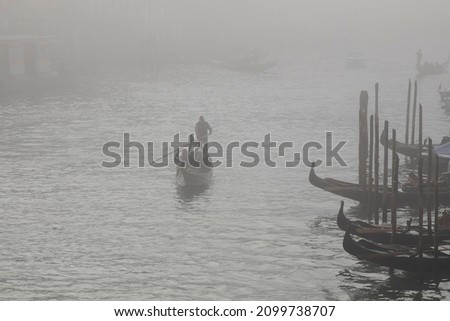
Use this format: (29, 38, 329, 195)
(339, 264, 449, 300)
(337, 203, 450, 300)
(176, 184, 211, 203)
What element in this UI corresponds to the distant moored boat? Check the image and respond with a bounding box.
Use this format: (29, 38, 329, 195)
(438, 84, 450, 101)
(416, 49, 450, 76)
(346, 53, 365, 69)
(210, 55, 277, 73)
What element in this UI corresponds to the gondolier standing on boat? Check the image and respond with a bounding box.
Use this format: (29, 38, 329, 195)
(195, 116, 212, 145)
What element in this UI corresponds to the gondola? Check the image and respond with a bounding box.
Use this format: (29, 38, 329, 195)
(308, 164, 450, 206)
(443, 98, 450, 113)
(380, 130, 449, 173)
(175, 166, 213, 187)
(380, 129, 426, 158)
(174, 149, 213, 188)
(439, 90, 450, 101)
(343, 231, 450, 273)
(308, 163, 386, 204)
(337, 201, 450, 246)
(210, 57, 277, 73)
(416, 50, 450, 77)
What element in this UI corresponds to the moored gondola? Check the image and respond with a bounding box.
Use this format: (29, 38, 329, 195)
(337, 201, 450, 246)
(308, 162, 374, 204)
(308, 164, 450, 206)
(380, 129, 426, 158)
(343, 231, 450, 273)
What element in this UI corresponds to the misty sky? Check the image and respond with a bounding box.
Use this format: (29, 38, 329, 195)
(2, 0, 450, 59)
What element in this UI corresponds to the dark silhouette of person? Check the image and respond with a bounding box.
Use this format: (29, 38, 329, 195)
(195, 116, 212, 144)
(441, 136, 450, 145)
(416, 49, 423, 67)
(406, 172, 418, 188)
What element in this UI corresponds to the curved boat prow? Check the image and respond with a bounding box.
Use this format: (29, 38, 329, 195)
(308, 162, 320, 187)
(379, 129, 387, 146)
(342, 230, 355, 257)
(337, 201, 348, 231)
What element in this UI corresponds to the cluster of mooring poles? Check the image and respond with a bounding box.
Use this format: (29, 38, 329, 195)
(356, 80, 444, 281)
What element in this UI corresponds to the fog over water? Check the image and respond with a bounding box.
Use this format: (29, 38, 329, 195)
(2, 0, 450, 64)
(1, 0, 450, 301)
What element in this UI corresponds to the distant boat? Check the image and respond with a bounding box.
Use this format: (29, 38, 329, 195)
(439, 90, 450, 101)
(210, 56, 277, 73)
(346, 54, 365, 69)
(438, 84, 450, 101)
(0, 35, 69, 94)
(416, 50, 450, 76)
(443, 98, 450, 113)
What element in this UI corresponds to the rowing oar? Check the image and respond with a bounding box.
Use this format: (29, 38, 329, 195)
(148, 133, 210, 166)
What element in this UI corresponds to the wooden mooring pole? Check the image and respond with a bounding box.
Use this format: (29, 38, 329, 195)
(418, 104, 424, 279)
(427, 138, 433, 236)
(391, 129, 398, 244)
(405, 79, 411, 145)
(411, 80, 418, 145)
(374, 84, 380, 224)
(359, 91, 369, 202)
(382, 120, 389, 223)
(368, 115, 374, 220)
(434, 153, 440, 282)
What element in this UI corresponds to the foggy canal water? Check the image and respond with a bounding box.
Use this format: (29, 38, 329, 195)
(1, 49, 450, 300)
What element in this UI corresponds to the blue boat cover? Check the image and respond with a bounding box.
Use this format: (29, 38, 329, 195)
(435, 142, 450, 159)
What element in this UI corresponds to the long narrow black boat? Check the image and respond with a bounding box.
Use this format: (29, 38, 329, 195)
(308, 164, 450, 206)
(343, 231, 450, 273)
(380, 129, 425, 158)
(380, 131, 450, 174)
(307, 163, 385, 204)
(337, 201, 450, 246)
